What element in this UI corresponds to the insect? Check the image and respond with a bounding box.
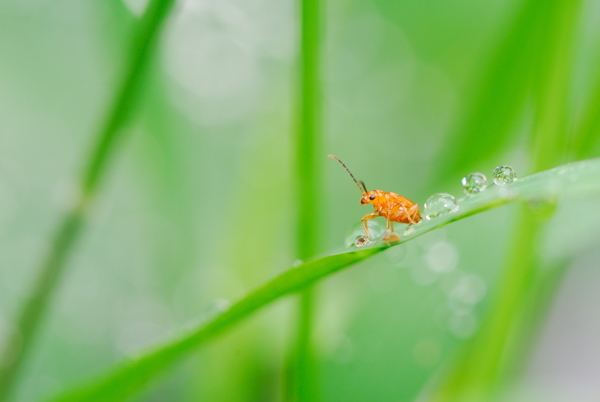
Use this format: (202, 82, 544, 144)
(328, 155, 421, 242)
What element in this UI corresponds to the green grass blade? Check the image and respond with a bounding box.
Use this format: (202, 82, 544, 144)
(45, 158, 600, 402)
(49, 248, 385, 402)
(572, 71, 600, 159)
(434, 0, 544, 184)
(531, 0, 582, 172)
(431, 2, 583, 399)
(0, 1, 176, 400)
(292, 0, 322, 398)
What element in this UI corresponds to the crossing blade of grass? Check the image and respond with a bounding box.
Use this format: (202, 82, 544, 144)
(571, 71, 600, 159)
(0, 1, 176, 400)
(531, 0, 582, 171)
(45, 158, 600, 402)
(431, 2, 583, 400)
(434, 0, 546, 186)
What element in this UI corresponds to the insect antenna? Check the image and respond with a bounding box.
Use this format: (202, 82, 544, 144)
(328, 155, 367, 195)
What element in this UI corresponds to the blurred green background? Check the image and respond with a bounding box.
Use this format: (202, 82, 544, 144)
(0, 0, 599, 401)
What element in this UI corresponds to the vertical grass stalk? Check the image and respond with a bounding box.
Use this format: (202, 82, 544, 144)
(291, 0, 322, 400)
(431, 0, 582, 400)
(0, 1, 176, 399)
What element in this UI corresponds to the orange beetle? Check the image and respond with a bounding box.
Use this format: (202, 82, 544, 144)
(329, 155, 421, 241)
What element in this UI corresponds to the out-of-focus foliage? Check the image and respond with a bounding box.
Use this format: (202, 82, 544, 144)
(0, 0, 599, 401)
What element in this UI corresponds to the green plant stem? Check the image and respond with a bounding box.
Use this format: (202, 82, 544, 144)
(0, 1, 176, 400)
(531, 0, 581, 171)
(292, 0, 322, 399)
(435, 0, 544, 185)
(572, 70, 600, 159)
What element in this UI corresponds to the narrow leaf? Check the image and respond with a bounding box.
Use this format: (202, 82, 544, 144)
(47, 157, 600, 402)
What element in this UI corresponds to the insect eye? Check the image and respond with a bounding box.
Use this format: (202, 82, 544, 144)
(369, 194, 376, 200)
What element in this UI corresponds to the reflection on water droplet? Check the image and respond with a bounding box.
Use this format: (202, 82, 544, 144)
(493, 165, 517, 185)
(462, 172, 487, 194)
(355, 236, 370, 247)
(424, 193, 459, 220)
(292, 259, 303, 267)
(345, 220, 385, 247)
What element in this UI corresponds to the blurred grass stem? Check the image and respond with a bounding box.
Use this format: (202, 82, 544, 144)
(291, 0, 322, 399)
(0, 0, 176, 399)
(432, 0, 582, 399)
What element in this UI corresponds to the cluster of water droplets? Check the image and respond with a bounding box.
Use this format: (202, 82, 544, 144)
(422, 165, 517, 221)
(462, 165, 518, 195)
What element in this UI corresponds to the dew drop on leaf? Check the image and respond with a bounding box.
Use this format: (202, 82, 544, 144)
(424, 193, 459, 220)
(355, 236, 370, 247)
(461, 173, 487, 194)
(492, 165, 517, 185)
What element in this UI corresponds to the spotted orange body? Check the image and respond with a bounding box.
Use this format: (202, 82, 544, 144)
(329, 155, 421, 241)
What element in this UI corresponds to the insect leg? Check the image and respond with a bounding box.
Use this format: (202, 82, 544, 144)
(406, 204, 421, 225)
(361, 212, 380, 239)
(383, 219, 400, 242)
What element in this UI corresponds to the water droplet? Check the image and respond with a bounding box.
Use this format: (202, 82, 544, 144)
(355, 236, 370, 247)
(462, 172, 487, 194)
(492, 165, 517, 186)
(345, 220, 384, 247)
(424, 193, 459, 220)
(292, 259, 303, 267)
